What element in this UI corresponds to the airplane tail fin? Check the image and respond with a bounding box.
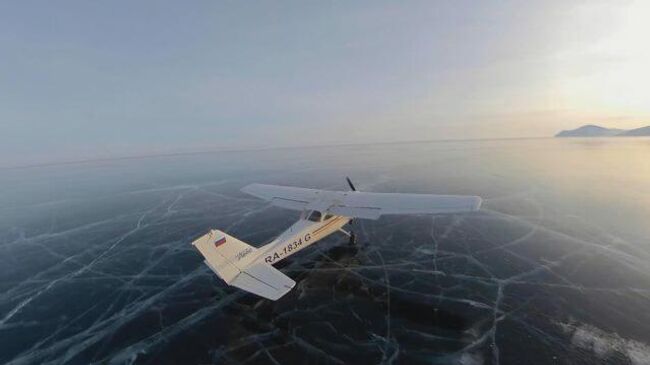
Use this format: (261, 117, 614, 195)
(192, 229, 295, 300)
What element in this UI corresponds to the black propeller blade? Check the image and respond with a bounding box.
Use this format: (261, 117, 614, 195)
(345, 177, 357, 191)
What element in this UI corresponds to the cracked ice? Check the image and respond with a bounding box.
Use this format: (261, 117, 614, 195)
(1, 140, 649, 364)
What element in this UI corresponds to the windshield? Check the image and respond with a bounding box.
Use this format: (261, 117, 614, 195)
(307, 210, 322, 222)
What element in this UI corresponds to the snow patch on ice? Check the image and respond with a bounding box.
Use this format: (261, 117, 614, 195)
(559, 321, 650, 365)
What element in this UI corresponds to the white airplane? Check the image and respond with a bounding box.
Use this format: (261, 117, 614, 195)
(192, 178, 481, 300)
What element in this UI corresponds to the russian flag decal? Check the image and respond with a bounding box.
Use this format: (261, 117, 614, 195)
(214, 236, 226, 248)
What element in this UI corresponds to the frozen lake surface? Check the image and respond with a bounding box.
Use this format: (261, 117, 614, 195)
(1, 138, 649, 364)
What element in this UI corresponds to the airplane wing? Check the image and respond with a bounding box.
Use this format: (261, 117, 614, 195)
(330, 192, 482, 220)
(242, 183, 481, 219)
(241, 183, 320, 211)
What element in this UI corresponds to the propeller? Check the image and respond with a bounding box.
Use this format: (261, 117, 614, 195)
(345, 176, 357, 191)
(345, 177, 358, 244)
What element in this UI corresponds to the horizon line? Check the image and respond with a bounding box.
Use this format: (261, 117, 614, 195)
(1, 136, 551, 171)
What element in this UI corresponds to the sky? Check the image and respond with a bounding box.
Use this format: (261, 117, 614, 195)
(1, 0, 649, 167)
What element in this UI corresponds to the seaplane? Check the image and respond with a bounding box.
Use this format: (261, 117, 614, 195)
(192, 178, 481, 300)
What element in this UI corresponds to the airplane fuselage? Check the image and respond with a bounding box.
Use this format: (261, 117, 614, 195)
(254, 214, 351, 265)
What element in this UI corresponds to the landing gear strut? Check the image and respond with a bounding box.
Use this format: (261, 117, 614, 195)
(338, 224, 357, 245)
(348, 219, 356, 245)
(348, 232, 356, 245)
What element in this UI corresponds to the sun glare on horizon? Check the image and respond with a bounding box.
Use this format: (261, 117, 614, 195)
(556, 0, 650, 124)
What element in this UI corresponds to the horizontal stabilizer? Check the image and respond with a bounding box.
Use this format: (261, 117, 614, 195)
(231, 263, 295, 300)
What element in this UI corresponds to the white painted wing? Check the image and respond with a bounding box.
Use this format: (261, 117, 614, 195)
(241, 183, 481, 219)
(241, 183, 320, 211)
(331, 192, 482, 219)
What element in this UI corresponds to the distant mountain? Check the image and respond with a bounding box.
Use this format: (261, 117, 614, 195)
(556, 125, 623, 137)
(556, 124, 650, 137)
(618, 126, 650, 136)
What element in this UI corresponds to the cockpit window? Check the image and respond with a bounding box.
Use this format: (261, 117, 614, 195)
(324, 214, 334, 220)
(307, 210, 322, 222)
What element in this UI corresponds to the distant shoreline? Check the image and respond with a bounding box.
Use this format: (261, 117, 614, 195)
(556, 124, 650, 138)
